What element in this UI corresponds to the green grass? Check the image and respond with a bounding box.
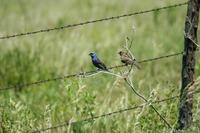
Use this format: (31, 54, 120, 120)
(0, 0, 200, 132)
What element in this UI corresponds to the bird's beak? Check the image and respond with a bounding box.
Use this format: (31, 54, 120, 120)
(89, 53, 93, 57)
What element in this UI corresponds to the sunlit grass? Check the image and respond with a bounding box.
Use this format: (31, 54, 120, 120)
(0, 0, 200, 132)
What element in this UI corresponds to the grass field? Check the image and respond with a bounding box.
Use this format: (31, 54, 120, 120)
(0, 0, 200, 132)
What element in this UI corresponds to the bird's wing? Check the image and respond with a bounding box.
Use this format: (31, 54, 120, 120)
(96, 58, 108, 70)
(122, 57, 134, 64)
(121, 53, 133, 61)
(99, 62, 107, 69)
(126, 52, 135, 59)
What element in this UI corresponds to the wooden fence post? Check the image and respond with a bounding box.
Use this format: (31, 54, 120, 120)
(177, 0, 200, 130)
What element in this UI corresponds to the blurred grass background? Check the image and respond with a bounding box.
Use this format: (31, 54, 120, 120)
(0, 0, 200, 132)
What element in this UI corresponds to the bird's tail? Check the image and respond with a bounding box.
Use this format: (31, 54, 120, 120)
(105, 68, 110, 72)
(97, 68, 110, 72)
(132, 62, 141, 69)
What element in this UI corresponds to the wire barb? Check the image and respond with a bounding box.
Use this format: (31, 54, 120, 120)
(0, 2, 187, 40)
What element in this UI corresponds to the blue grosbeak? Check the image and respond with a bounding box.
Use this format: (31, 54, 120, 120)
(89, 52, 109, 71)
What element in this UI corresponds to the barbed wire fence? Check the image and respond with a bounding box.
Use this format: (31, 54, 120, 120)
(29, 88, 200, 133)
(0, 51, 183, 91)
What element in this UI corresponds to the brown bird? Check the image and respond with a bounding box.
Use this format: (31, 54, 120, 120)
(118, 51, 140, 69)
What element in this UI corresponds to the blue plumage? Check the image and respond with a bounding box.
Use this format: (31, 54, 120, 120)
(89, 52, 109, 71)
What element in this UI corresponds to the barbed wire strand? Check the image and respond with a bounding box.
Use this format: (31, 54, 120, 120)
(0, 2, 187, 40)
(29, 89, 200, 133)
(0, 52, 183, 91)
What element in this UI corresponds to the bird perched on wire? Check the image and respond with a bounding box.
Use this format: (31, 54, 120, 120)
(89, 52, 109, 71)
(118, 50, 140, 69)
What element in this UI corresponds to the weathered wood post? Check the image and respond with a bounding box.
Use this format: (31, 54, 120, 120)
(177, 0, 200, 130)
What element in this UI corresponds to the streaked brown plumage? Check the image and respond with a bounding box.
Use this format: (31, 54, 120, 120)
(118, 51, 140, 69)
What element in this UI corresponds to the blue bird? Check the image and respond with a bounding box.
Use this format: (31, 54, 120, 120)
(89, 52, 109, 71)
